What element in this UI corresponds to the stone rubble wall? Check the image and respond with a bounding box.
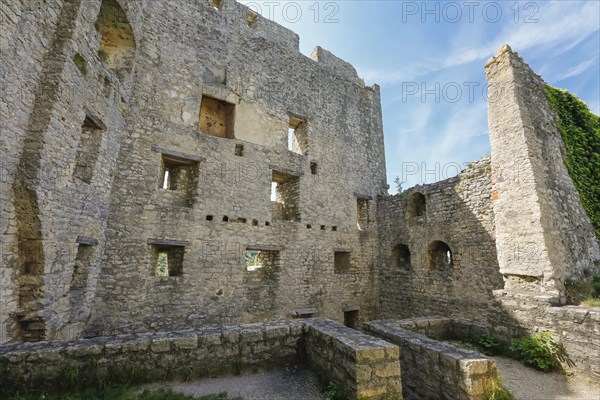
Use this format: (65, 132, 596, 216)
(0, 318, 402, 400)
(304, 318, 402, 399)
(365, 319, 498, 400)
(377, 158, 504, 322)
(1, 0, 387, 343)
(83, 0, 387, 337)
(491, 290, 600, 378)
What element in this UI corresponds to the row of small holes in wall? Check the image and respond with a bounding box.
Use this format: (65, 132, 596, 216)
(206, 215, 268, 226)
(204, 215, 338, 231)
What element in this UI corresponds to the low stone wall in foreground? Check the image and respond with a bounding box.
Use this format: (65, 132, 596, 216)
(0, 318, 401, 400)
(365, 319, 498, 400)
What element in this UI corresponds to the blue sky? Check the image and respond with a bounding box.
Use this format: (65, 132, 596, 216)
(240, 1, 600, 192)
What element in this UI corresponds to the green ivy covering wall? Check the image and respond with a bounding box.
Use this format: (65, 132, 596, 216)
(545, 86, 600, 241)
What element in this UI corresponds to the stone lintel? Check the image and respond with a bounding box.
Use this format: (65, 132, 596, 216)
(151, 147, 206, 163)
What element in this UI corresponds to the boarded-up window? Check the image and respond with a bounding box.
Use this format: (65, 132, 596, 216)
(198, 96, 235, 138)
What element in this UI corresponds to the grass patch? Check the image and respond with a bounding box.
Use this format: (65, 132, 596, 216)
(484, 376, 513, 400)
(5, 387, 242, 400)
(581, 297, 600, 307)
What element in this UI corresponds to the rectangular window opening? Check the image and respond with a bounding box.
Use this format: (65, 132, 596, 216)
(153, 245, 184, 277)
(344, 310, 359, 329)
(310, 161, 317, 175)
(70, 244, 95, 291)
(271, 170, 300, 221)
(357, 199, 370, 230)
(244, 248, 281, 281)
(334, 251, 351, 275)
(159, 155, 199, 206)
(198, 95, 235, 138)
(288, 116, 308, 155)
(73, 115, 104, 184)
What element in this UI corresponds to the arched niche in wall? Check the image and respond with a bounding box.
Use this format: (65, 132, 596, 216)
(391, 243, 411, 271)
(95, 0, 136, 82)
(407, 192, 426, 218)
(426, 241, 453, 271)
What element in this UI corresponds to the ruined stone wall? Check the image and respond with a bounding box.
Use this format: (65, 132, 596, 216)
(491, 290, 600, 377)
(305, 318, 401, 399)
(83, 0, 386, 336)
(486, 45, 600, 294)
(377, 158, 504, 322)
(366, 319, 499, 400)
(0, 0, 68, 344)
(1, 0, 148, 343)
(1, 318, 402, 400)
(1, 0, 386, 343)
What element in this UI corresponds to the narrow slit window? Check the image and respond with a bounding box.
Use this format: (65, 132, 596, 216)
(357, 199, 369, 230)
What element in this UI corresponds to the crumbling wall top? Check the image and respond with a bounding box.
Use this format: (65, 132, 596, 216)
(310, 46, 365, 86)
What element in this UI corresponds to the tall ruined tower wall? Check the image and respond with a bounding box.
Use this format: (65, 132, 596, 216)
(486, 45, 600, 297)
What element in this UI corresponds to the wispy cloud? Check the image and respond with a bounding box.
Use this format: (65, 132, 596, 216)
(553, 57, 598, 82)
(362, 2, 600, 85)
(444, 2, 600, 67)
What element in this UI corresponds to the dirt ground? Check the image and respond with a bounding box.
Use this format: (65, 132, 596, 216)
(152, 357, 600, 400)
(495, 356, 600, 400)
(158, 365, 323, 400)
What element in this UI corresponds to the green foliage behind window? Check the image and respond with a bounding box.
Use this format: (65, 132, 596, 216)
(545, 86, 600, 241)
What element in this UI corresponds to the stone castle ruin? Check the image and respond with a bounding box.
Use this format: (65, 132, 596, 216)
(1, 0, 599, 398)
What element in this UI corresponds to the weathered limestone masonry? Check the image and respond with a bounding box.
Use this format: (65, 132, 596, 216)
(376, 46, 600, 376)
(491, 291, 600, 377)
(1, 0, 147, 343)
(0, 318, 402, 400)
(377, 158, 504, 322)
(366, 318, 499, 400)
(1, 0, 386, 343)
(486, 45, 600, 295)
(305, 318, 401, 399)
(1, 0, 599, 389)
